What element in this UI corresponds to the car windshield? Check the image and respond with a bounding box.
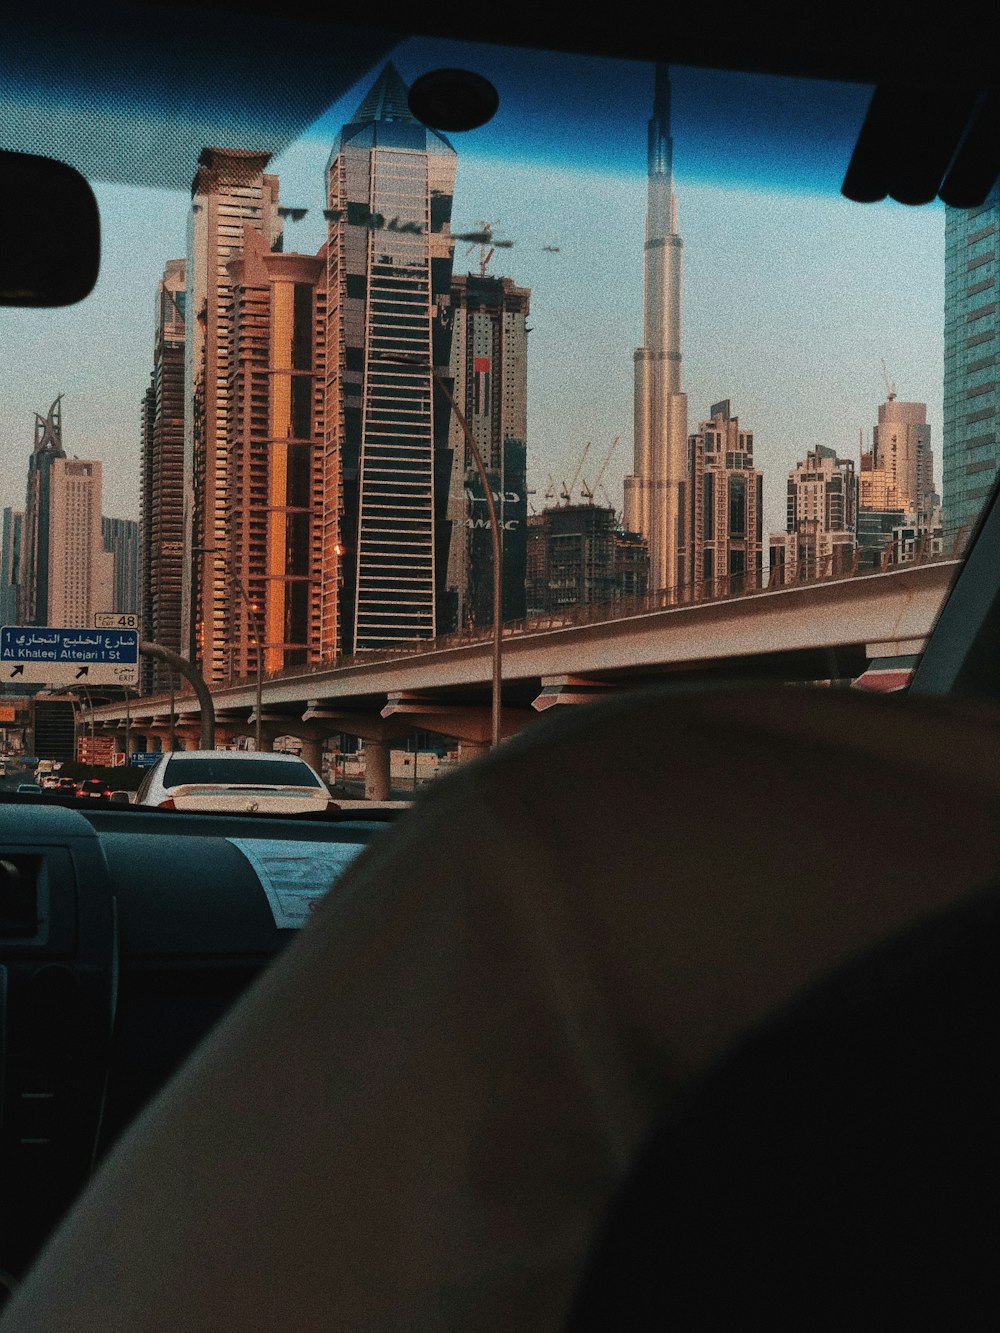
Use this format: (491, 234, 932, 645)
(1, 5, 996, 789)
(162, 757, 321, 788)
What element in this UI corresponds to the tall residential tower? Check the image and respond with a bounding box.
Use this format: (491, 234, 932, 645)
(140, 259, 186, 693)
(184, 148, 283, 682)
(18, 399, 113, 627)
(444, 271, 530, 630)
(323, 64, 457, 654)
(687, 401, 763, 594)
(624, 64, 688, 596)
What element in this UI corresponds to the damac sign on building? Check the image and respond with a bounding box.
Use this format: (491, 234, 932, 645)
(460, 487, 522, 529)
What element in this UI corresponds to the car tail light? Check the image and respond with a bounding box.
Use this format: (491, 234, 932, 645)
(325, 799, 340, 812)
(158, 798, 176, 809)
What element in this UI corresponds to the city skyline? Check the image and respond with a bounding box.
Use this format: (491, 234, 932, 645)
(1, 50, 947, 554)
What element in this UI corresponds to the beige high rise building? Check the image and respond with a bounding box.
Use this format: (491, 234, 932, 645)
(860, 392, 936, 520)
(769, 445, 857, 584)
(18, 398, 113, 627)
(38, 458, 113, 627)
(687, 401, 763, 595)
(184, 148, 283, 683)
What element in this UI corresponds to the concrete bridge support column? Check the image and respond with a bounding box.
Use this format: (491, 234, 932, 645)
(457, 739, 489, 763)
(299, 706, 414, 802)
(379, 694, 536, 768)
(364, 740, 391, 802)
(298, 736, 323, 772)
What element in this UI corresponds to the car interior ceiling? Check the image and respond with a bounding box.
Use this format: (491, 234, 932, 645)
(2, 0, 1000, 1326)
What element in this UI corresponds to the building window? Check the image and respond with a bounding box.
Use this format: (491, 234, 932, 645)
(728, 475, 746, 536)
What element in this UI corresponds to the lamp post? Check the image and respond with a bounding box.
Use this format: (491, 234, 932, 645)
(377, 353, 503, 748)
(79, 682, 96, 763)
(123, 684, 131, 765)
(193, 547, 263, 752)
(169, 673, 176, 752)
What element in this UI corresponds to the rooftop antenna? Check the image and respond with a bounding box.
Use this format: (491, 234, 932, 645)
(881, 358, 897, 401)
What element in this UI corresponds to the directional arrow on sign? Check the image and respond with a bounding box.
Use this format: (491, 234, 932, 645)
(1, 625, 139, 685)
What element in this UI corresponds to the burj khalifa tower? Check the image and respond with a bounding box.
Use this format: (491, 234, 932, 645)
(624, 64, 688, 596)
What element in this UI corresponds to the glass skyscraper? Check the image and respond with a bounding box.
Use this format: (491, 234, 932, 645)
(942, 183, 999, 548)
(323, 63, 456, 654)
(444, 271, 530, 631)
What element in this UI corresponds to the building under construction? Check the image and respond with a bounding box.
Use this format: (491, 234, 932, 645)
(525, 503, 649, 616)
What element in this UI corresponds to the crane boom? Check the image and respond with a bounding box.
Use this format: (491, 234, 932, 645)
(564, 443, 591, 503)
(593, 435, 621, 491)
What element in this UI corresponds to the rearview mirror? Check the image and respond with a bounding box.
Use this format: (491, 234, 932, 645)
(0, 151, 100, 306)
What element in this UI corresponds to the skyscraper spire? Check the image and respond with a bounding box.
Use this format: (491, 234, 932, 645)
(625, 65, 689, 594)
(33, 395, 65, 457)
(648, 62, 672, 179)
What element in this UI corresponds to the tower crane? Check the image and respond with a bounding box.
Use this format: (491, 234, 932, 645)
(561, 443, 591, 504)
(580, 435, 621, 505)
(466, 220, 499, 276)
(881, 358, 897, 402)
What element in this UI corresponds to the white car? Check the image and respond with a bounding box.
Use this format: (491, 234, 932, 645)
(134, 750, 338, 814)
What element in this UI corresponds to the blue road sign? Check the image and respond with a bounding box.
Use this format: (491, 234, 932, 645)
(1, 626, 140, 685)
(129, 752, 161, 767)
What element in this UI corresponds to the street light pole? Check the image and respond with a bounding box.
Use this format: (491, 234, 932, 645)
(169, 674, 176, 752)
(234, 570, 264, 753)
(192, 547, 262, 752)
(377, 353, 503, 749)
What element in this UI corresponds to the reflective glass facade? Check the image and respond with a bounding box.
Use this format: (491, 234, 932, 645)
(943, 184, 999, 548)
(324, 66, 456, 653)
(444, 273, 530, 631)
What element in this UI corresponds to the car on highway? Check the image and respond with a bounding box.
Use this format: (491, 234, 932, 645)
(55, 776, 79, 794)
(14, 782, 42, 794)
(133, 750, 339, 815)
(74, 777, 112, 800)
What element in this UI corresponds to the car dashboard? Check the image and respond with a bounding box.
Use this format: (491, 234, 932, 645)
(0, 802, 397, 1280)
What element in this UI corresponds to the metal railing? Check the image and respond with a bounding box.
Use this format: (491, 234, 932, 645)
(89, 539, 960, 717)
(248, 540, 959, 688)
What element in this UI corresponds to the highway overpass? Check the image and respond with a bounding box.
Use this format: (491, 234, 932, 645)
(80, 559, 957, 797)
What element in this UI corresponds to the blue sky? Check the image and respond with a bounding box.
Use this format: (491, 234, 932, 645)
(1, 38, 946, 541)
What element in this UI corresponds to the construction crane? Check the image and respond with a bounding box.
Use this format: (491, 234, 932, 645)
(465, 220, 499, 276)
(544, 474, 556, 503)
(561, 443, 591, 504)
(598, 483, 621, 523)
(580, 435, 621, 505)
(881, 358, 897, 402)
